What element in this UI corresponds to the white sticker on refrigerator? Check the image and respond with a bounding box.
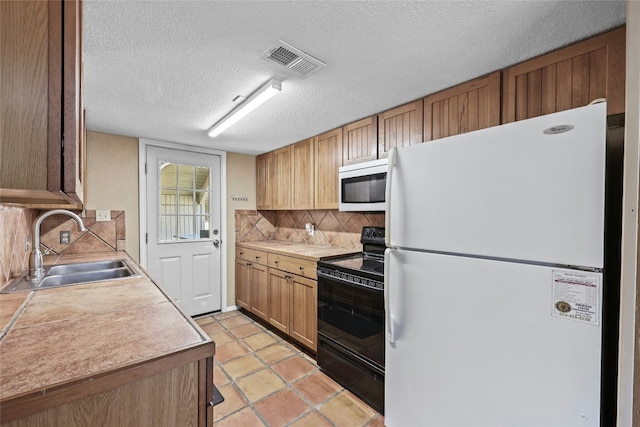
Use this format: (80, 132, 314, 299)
(552, 271, 600, 325)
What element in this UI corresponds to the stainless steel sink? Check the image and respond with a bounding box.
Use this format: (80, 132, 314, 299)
(0, 259, 140, 293)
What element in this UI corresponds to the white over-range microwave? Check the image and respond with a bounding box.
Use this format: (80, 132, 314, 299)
(338, 158, 388, 212)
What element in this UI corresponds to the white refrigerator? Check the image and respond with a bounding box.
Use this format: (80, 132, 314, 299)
(384, 103, 607, 426)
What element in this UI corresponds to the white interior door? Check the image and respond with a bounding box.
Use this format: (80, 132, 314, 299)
(145, 145, 221, 316)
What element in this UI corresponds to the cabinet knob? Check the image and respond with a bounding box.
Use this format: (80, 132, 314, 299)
(299, 266, 304, 270)
(274, 260, 279, 264)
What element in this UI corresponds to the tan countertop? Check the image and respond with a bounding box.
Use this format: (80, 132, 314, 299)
(236, 240, 359, 260)
(0, 252, 214, 419)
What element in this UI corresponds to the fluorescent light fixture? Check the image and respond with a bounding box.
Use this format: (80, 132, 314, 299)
(208, 79, 282, 137)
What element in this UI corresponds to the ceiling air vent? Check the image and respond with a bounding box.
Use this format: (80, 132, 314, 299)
(260, 40, 325, 78)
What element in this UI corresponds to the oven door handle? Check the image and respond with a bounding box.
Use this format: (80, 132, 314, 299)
(384, 247, 395, 345)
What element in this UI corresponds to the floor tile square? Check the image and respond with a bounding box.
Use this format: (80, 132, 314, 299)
(292, 372, 342, 405)
(254, 388, 310, 426)
(210, 330, 236, 345)
(272, 355, 316, 383)
(229, 322, 263, 339)
(236, 368, 286, 402)
(219, 314, 253, 329)
(243, 331, 277, 351)
(222, 354, 265, 380)
(320, 391, 377, 426)
(213, 383, 248, 422)
(215, 406, 265, 427)
(289, 410, 334, 427)
(255, 343, 296, 365)
(215, 340, 251, 364)
(213, 364, 230, 387)
(199, 320, 224, 336)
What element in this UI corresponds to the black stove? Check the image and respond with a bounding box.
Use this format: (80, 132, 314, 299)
(317, 227, 385, 289)
(316, 226, 386, 415)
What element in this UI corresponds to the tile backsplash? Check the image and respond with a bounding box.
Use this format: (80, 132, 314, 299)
(235, 209, 385, 250)
(0, 206, 125, 288)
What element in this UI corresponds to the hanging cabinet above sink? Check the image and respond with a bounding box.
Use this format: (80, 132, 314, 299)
(0, 0, 85, 209)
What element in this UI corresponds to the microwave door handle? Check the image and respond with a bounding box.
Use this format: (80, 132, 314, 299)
(385, 147, 396, 248)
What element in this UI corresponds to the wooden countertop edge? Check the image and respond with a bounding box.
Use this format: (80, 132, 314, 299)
(0, 341, 215, 423)
(236, 241, 358, 261)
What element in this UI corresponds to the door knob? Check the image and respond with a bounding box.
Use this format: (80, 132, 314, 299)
(213, 239, 220, 248)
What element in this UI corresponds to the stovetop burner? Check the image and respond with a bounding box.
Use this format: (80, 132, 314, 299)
(317, 227, 385, 286)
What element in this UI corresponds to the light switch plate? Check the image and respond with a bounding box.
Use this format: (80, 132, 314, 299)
(96, 210, 111, 222)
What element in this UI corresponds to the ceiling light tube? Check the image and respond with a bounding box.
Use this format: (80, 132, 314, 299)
(208, 79, 282, 137)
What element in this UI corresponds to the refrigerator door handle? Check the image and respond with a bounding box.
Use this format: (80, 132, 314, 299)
(385, 147, 396, 248)
(384, 247, 394, 344)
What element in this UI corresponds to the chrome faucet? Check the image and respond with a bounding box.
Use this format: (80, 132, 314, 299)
(28, 209, 87, 281)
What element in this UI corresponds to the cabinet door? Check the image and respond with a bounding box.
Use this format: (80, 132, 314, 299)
(292, 139, 314, 210)
(343, 116, 377, 165)
(272, 146, 292, 210)
(290, 275, 317, 351)
(1, 0, 54, 192)
(250, 263, 268, 320)
(0, 0, 82, 207)
(235, 260, 251, 310)
(503, 26, 625, 122)
(378, 100, 424, 158)
(268, 269, 290, 334)
(62, 0, 84, 204)
(256, 152, 273, 209)
(423, 72, 501, 141)
(314, 128, 343, 209)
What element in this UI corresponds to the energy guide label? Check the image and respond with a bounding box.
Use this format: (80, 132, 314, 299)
(552, 270, 600, 325)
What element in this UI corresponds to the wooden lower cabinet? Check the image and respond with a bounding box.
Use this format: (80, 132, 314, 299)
(236, 246, 318, 352)
(235, 248, 268, 320)
(267, 268, 290, 334)
(289, 275, 317, 351)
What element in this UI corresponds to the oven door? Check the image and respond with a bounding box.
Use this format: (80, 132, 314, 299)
(317, 270, 385, 370)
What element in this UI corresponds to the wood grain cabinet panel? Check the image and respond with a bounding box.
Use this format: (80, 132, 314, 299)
(249, 263, 268, 321)
(423, 72, 501, 141)
(256, 152, 273, 210)
(342, 116, 377, 165)
(314, 128, 343, 209)
(502, 26, 625, 122)
(267, 268, 290, 334)
(235, 259, 251, 311)
(378, 100, 424, 158)
(272, 146, 292, 210)
(290, 274, 317, 352)
(292, 138, 314, 210)
(0, 0, 85, 208)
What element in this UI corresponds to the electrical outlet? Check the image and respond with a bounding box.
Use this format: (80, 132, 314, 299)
(96, 210, 111, 221)
(305, 223, 314, 236)
(60, 231, 71, 244)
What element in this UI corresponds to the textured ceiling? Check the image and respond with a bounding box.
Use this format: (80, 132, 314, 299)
(83, 0, 626, 155)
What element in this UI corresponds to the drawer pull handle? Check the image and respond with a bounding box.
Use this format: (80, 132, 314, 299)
(274, 260, 279, 263)
(299, 266, 304, 270)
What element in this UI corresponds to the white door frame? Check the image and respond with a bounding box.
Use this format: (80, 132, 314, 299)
(139, 138, 228, 312)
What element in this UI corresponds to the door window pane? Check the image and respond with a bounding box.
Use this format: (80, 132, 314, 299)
(158, 161, 212, 242)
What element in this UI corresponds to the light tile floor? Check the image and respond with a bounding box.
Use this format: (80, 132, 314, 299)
(195, 310, 385, 427)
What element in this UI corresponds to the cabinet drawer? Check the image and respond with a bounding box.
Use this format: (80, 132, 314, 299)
(236, 247, 267, 265)
(268, 253, 317, 280)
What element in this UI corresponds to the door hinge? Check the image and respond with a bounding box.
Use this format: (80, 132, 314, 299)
(145, 163, 148, 174)
(145, 233, 148, 244)
(61, 138, 64, 148)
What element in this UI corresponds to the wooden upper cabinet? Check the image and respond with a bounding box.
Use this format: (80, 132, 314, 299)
(272, 146, 292, 210)
(378, 100, 424, 158)
(424, 72, 501, 141)
(291, 138, 314, 210)
(342, 116, 377, 165)
(314, 128, 343, 209)
(256, 152, 273, 209)
(503, 26, 625, 123)
(0, 0, 84, 208)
